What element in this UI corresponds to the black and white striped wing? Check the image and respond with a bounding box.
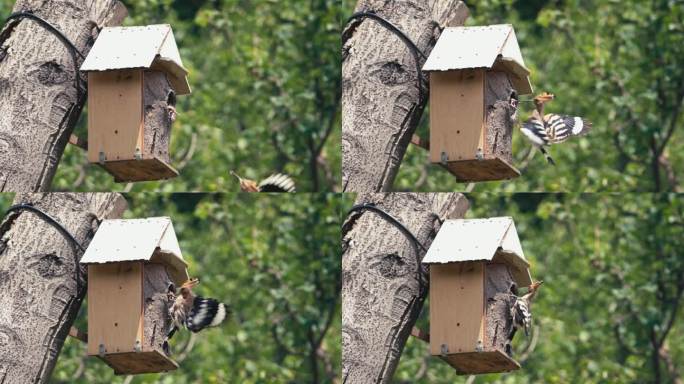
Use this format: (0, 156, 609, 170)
(258, 173, 296, 193)
(544, 114, 592, 143)
(511, 297, 532, 337)
(520, 118, 550, 147)
(186, 296, 229, 332)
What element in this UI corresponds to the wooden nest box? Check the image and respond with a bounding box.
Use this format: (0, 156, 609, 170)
(80, 24, 191, 182)
(422, 24, 533, 182)
(81, 217, 189, 375)
(422, 217, 533, 375)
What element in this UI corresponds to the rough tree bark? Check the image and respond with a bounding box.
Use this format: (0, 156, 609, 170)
(341, 1, 469, 192)
(484, 264, 516, 354)
(0, 0, 127, 192)
(142, 70, 176, 164)
(341, 193, 469, 383)
(483, 72, 517, 164)
(0, 193, 127, 383)
(142, 263, 174, 354)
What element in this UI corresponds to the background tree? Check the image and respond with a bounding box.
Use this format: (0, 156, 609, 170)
(341, 0, 684, 192)
(0, 193, 346, 383)
(0, 0, 342, 192)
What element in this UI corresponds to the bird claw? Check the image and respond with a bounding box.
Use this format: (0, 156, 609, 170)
(162, 339, 170, 356)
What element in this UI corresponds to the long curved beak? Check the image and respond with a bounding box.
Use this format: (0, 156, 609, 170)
(181, 277, 200, 289)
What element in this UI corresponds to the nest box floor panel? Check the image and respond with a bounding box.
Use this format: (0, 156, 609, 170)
(101, 158, 179, 182)
(442, 158, 520, 182)
(440, 350, 520, 375)
(100, 350, 178, 375)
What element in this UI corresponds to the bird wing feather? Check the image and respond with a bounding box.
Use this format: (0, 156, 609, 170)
(258, 173, 296, 193)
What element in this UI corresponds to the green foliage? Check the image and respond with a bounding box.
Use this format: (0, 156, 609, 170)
(0, 0, 342, 192)
(394, 193, 684, 383)
(49, 193, 349, 383)
(389, 0, 684, 192)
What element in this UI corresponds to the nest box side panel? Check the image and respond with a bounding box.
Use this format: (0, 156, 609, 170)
(484, 263, 517, 353)
(484, 71, 515, 163)
(87, 262, 143, 356)
(87, 70, 143, 163)
(142, 70, 175, 163)
(429, 70, 484, 164)
(142, 263, 174, 353)
(430, 262, 485, 356)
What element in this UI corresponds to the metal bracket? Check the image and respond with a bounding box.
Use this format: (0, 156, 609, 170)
(134, 340, 142, 352)
(134, 148, 142, 160)
(475, 340, 484, 352)
(98, 151, 106, 165)
(440, 343, 449, 356)
(98, 343, 106, 357)
(440, 151, 448, 166)
(475, 148, 484, 161)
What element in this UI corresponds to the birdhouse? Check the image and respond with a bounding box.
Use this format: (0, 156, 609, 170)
(422, 217, 533, 374)
(80, 24, 191, 182)
(80, 217, 189, 375)
(422, 24, 533, 182)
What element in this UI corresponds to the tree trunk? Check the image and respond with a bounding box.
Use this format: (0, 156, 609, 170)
(0, 0, 127, 192)
(341, 193, 469, 383)
(0, 193, 127, 383)
(341, 0, 469, 192)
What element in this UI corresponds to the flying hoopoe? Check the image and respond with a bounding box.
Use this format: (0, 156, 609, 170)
(164, 278, 229, 354)
(230, 171, 296, 192)
(520, 92, 592, 165)
(506, 280, 543, 356)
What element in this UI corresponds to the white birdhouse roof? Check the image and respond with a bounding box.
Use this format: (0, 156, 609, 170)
(80, 24, 191, 95)
(81, 217, 189, 285)
(422, 24, 533, 95)
(423, 217, 532, 286)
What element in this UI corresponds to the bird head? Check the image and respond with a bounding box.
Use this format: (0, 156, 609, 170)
(179, 277, 200, 299)
(533, 92, 555, 105)
(230, 170, 260, 192)
(528, 280, 544, 293)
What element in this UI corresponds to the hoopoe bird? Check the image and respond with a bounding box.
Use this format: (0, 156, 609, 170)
(230, 171, 296, 193)
(167, 105, 177, 123)
(164, 278, 229, 353)
(520, 92, 592, 165)
(506, 280, 543, 355)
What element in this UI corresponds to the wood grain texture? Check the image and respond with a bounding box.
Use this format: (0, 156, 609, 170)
(341, 0, 469, 192)
(0, 193, 127, 383)
(429, 262, 484, 355)
(87, 261, 143, 355)
(342, 193, 469, 383)
(87, 69, 142, 163)
(429, 70, 485, 163)
(0, 0, 127, 192)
